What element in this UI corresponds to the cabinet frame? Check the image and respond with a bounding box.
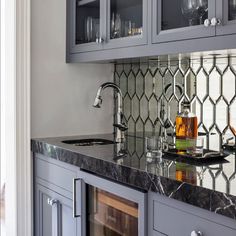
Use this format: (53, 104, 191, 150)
(216, 0, 236, 35)
(76, 169, 148, 236)
(152, 0, 216, 43)
(68, 0, 106, 54)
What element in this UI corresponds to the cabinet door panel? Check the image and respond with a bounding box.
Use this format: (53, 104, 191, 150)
(41, 192, 53, 236)
(104, 0, 148, 49)
(152, 200, 236, 236)
(152, 0, 215, 43)
(216, 0, 236, 35)
(35, 157, 76, 193)
(35, 184, 79, 236)
(67, 0, 105, 53)
(61, 203, 77, 236)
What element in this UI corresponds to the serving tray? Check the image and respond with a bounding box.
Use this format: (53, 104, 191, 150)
(163, 149, 229, 165)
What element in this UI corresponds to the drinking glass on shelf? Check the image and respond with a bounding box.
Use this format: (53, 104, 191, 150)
(85, 17, 99, 43)
(122, 20, 131, 37)
(114, 13, 121, 38)
(92, 18, 99, 42)
(125, 20, 132, 36)
(229, 0, 236, 20)
(181, 0, 200, 26)
(111, 12, 115, 38)
(85, 16, 93, 42)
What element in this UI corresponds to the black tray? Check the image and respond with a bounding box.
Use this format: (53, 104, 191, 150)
(222, 143, 236, 153)
(163, 149, 229, 165)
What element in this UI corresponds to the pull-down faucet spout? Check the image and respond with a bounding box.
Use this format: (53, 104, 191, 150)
(93, 82, 127, 143)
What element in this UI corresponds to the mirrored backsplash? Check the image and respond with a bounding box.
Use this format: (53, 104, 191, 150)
(114, 56, 236, 151)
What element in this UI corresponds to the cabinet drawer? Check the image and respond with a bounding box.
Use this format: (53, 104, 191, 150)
(35, 157, 76, 193)
(153, 200, 236, 236)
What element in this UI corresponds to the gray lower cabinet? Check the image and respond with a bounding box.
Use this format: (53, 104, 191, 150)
(148, 192, 236, 236)
(34, 154, 81, 236)
(34, 153, 147, 236)
(35, 184, 79, 236)
(34, 154, 236, 236)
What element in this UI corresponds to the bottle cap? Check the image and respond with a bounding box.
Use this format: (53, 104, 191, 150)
(182, 101, 191, 108)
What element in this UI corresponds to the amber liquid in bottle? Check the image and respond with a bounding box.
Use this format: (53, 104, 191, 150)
(175, 104, 198, 152)
(175, 163, 197, 185)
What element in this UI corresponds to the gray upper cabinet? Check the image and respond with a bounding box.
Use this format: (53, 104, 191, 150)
(67, 0, 148, 56)
(216, 0, 236, 35)
(152, 0, 216, 43)
(67, 0, 236, 63)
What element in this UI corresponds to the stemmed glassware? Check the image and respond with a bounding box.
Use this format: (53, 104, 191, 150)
(198, 0, 208, 24)
(181, 0, 199, 26)
(181, 0, 208, 26)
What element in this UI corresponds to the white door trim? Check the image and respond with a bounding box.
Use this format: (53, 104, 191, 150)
(1, 0, 31, 235)
(1, 0, 17, 235)
(16, 0, 32, 234)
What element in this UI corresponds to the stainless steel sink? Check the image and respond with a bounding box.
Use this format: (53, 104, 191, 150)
(62, 138, 116, 146)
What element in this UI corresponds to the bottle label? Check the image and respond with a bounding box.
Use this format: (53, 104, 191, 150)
(176, 138, 196, 151)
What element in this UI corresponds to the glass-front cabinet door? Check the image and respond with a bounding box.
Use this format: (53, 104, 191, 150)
(68, 0, 105, 53)
(152, 0, 216, 43)
(104, 0, 148, 49)
(216, 0, 236, 35)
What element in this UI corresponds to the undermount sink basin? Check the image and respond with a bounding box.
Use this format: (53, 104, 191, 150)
(62, 138, 116, 146)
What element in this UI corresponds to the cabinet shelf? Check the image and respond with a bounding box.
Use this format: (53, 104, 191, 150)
(97, 191, 138, 218)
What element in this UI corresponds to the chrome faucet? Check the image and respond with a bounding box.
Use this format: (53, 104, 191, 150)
(93, 82, 128, 143)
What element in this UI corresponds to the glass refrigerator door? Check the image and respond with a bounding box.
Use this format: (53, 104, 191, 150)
(86, 186, 139, 236)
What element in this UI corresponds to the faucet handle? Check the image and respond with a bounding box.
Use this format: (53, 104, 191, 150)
(113, 123, 128, 131)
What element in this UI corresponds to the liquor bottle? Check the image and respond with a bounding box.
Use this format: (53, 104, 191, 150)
(175, 101, 198, 151)
(175, 163, 197, 185)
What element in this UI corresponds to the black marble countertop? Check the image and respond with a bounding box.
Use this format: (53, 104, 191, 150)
(31, 133, 236, 220)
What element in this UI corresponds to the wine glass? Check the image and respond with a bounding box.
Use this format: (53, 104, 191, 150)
(229, 0, 236, 20)
(197, 0, 208, 24)
(181, 0, 200, 26)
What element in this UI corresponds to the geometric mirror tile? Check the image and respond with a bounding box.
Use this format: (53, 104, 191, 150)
(223, 67, 235, 103)
(209, 68, 221, 103)
(196, 68, 208, 101)
(114, 55, 236, 152)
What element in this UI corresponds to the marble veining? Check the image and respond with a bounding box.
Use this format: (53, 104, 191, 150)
(31, 133, 236, 220)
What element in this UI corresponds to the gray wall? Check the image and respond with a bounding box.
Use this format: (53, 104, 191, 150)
(31, 0, 114, 138)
